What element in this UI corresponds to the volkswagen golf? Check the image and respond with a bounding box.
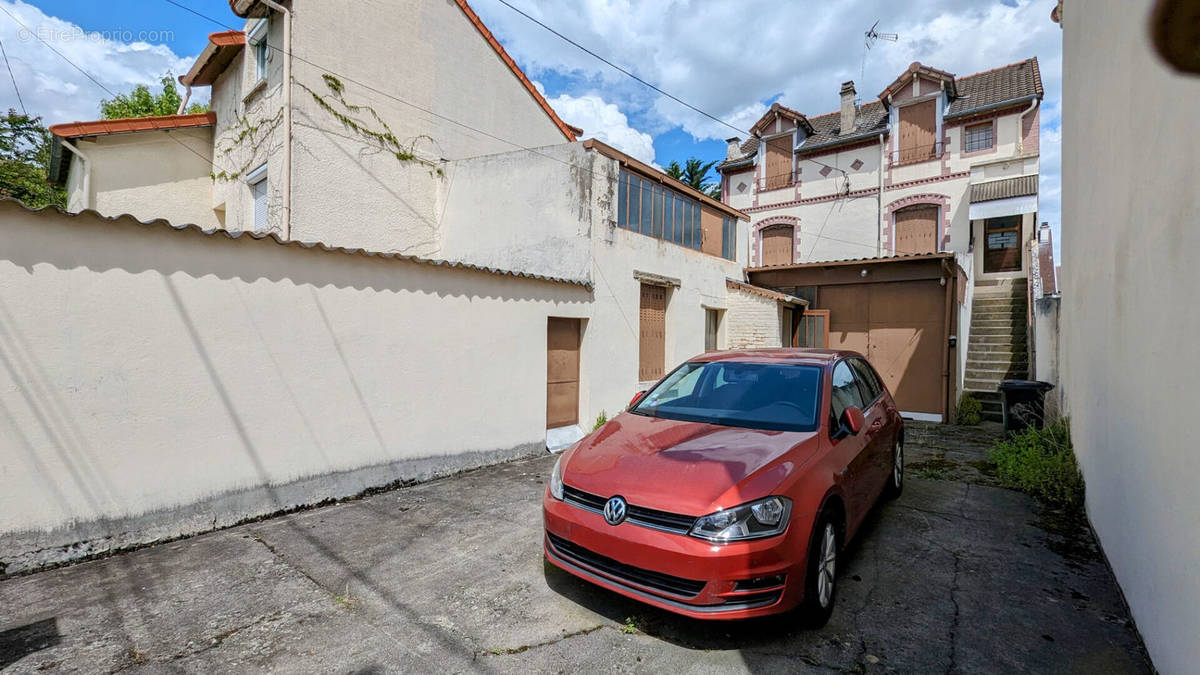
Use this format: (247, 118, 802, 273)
(543, 349, 903, 624)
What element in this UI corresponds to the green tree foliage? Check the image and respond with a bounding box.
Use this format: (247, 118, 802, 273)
(99, 74, 209, 119)
(0, 109, 65, 208)
(665, 157, 721, 199)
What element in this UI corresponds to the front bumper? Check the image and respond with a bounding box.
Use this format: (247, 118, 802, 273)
(543, 489, 811, 620)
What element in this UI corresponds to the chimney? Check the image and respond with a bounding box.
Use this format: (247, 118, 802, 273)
(725, 137, 742, 160)
(840, 81, 856, 134)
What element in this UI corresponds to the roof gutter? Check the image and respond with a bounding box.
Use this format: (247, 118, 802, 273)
(259, 0, 292, 240)
(1017, 97, 1039, 154)
(58, 139, 91, 210)
(945, 94, 1039, 121)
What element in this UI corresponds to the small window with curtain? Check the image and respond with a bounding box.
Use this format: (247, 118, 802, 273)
(964, 122, 994, 152)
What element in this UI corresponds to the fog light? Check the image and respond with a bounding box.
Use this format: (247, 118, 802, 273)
(734, 574, 786, 591)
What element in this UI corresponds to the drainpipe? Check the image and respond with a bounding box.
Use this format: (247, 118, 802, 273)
(260, 0, 292, 240)
(59, 139, 91, 210)
(877, 132, 885, 257)
(176, 84, 192, 115)
(1017, 98, 1039, 154)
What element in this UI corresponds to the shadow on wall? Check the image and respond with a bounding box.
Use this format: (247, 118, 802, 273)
(0, 201, 594, 305)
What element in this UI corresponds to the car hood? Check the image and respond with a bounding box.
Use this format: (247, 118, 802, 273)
(561, 412, 820, 516)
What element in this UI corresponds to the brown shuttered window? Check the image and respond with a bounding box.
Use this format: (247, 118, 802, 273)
(893, 205, 939, 255)
(639, 284, 666, 381)
(760, 224, 794, 266)
(763, 135, 793, 190)
(898, 99, 937, 164)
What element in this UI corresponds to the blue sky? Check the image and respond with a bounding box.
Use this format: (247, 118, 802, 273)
(0, 0, 1062, 256)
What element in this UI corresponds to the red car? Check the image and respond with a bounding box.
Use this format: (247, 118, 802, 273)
(543, 349, 903, 624)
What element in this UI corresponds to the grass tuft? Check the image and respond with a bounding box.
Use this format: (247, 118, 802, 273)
(956, 393, 983, 425)
(989, 420, 1084, 512)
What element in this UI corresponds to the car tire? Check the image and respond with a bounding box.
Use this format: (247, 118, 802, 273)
(798, 510, 841, 627)
(883, 435, 903, 500)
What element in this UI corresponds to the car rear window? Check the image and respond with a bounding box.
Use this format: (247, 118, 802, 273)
(631, 361, 822, 432)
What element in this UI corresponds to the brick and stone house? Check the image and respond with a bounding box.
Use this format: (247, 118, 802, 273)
(718, 59, 1053, 421)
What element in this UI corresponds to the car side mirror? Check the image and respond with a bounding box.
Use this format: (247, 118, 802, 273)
(841, 406, 865, 435)
(628, 390, 647, 409)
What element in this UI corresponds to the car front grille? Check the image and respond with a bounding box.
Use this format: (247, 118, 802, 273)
(546, 532, 706, 598)
(562, 485, 696, 535)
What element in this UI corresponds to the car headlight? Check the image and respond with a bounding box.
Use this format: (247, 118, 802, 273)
(689, 496, 792, 542)
(549, 455, 565, 500)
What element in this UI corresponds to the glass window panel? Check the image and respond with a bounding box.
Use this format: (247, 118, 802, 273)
(617, 172, 628, 228)
(674, 195, 684, 244)
(639, 178, 652, 234)
(683, 198, 692, 248)
(653, 185, 663, 239)
(693, 203, 702, 250)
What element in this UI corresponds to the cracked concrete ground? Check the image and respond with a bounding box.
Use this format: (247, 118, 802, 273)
(0, 423, 1150, 673)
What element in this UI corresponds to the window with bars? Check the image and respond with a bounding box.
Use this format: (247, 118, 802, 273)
(964, 122, 994, 153)
(616, 169, 737, 261)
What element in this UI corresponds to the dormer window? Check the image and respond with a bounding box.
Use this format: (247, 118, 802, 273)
(248, 18, 269, 83)
(964, 122, 994, 153)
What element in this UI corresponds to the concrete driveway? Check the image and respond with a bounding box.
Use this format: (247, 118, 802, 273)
(0, 424, 1150, 673)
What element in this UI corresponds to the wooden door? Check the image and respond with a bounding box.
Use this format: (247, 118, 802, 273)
(705, 309, 720, 351)
(639, 284, 666, 381)
(898, 99, 937, 164)
(763, 135, 793, 190)
(761, 225, 794, 266)
(984, 216, 1022, 272)
(894, 205, 939, 255)
(817, 281, 945, 416)
(547, 318, 581, 428)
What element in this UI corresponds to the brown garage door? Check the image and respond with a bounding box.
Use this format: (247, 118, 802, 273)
(894, 205, 939, 255)
(639, 284, 666, 381)
(819, 280, 946, 416)
(761, 225, 794, 266)
(547, 318, 581, 428)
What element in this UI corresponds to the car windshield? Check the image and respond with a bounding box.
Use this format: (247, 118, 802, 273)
(630, 361, 822, 432)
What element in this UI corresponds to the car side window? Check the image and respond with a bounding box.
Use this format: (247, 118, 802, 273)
(830, 361, 866, 425)
(849, 358, 882, 405)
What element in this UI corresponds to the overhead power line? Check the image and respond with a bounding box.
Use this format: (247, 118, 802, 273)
(0, 36, 25, 115)
(492, 0, 746, 137)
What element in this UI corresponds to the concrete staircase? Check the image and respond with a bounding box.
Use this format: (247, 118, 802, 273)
(964, 279, 1029, 422)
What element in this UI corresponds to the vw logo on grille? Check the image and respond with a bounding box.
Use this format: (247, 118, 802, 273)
(603, 496, 627, 526)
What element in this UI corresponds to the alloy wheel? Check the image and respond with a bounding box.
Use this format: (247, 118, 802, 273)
(817, 523, 837, 608)
(893, 440, 904, 486)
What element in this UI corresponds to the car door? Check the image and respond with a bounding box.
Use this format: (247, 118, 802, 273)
(828, 360, 873, 530)
(849, 358, 891, 500)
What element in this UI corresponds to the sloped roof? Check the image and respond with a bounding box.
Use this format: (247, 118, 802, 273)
(718, 58, 1042, 171)
(49, 112, 217, 140)
(180, 31, 245, 87)
(725, 278, 806, 306)
(879, 62, 958, 102)
(946, 58, 1043, 118)
(1, 198, 593, 289)
(797, 100, 889, 155)
(750, 102, 814, 137)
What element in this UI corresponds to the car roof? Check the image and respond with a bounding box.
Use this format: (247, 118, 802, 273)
(689, 348, 859, 366)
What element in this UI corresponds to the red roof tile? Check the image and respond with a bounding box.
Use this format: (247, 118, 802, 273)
(180, 31, 245, 87)
(49, 112, 218, 139)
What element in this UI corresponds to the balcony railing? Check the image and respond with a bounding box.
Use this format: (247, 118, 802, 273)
(761, 171, 794, 191)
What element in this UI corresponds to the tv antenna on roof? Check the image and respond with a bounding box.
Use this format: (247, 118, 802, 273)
(862, 21, 899, 81)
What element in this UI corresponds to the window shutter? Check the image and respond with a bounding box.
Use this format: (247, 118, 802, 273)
(252, 179, 268, 232)
(639, 284, 666, 381)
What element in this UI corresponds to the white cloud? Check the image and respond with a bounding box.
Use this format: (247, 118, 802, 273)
(0, 1, 200, 125)
(546, 91, 656, 165)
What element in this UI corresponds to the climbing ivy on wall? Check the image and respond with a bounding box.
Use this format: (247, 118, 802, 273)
(211, 107, 284, 182)
(211, 73, 442, 182)
(298, 73, 441, 175)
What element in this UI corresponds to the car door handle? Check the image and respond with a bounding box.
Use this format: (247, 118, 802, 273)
(868, 419, 883, 432)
